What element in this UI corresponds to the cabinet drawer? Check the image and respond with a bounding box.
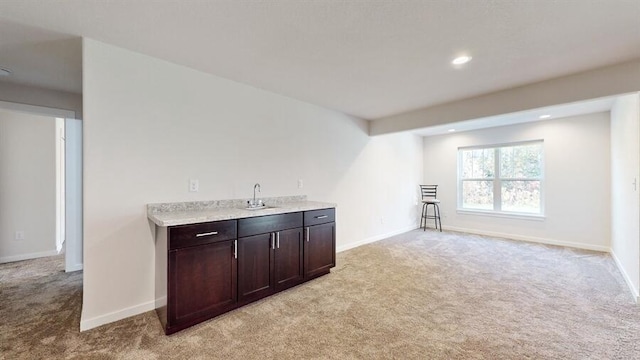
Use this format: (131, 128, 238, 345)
(169, 220, 237, 250)
(238, 212, 303, 238)
(303, 208, 335, 226)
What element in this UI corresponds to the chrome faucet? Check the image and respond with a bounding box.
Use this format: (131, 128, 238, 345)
(252, 183, 261, 206)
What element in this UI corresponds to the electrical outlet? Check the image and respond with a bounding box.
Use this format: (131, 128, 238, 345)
(15, 231, 24, 241)
(189, 179, 199, 192)
(298, 179, 303, 189)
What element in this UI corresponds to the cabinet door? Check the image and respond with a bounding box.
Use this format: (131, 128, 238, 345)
(238, 233, 274, 303)
(274, 228, 303, 292)
(168, 240, 237, 328)
(304, 222, 336, 279)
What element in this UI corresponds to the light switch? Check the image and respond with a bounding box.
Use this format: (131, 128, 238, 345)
(15, 231, 24, 240)
(298, 179, 303, 189)
(189, 179, 199, 192)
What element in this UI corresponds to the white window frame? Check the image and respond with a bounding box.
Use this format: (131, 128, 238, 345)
(457, 140, 545, 218)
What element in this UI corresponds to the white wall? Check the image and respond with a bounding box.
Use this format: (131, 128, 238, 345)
(423, 112, 611, 251)
(0, 109, 57, 262)
(55, 117, 65, 253)
(611, 93, 640, 301)
(65, 118, 83, 272)
(81, 39, 423, 330)
(0, 81, 82, 119)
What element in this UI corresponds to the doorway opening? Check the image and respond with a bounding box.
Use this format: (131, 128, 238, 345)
(0, 100, 82, 272)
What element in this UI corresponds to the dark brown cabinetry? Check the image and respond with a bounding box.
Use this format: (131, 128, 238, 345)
(169, 240, 237, 328)
(157, 219, 238, 334)
(274, 227, 304, 291)
(303, 208, 336, 279)
(156, 208, 335, 335)
(237, 213, 303, 304)
(237, 232, 273, 303)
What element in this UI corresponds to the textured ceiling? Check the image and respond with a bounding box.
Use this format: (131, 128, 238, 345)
(0, 0, 638, 119)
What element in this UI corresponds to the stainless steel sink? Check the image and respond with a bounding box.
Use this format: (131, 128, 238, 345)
(244, 204, 273, 211)
(243, 204, 271, 210)
(245, 183, 277, 210)
(243, 201, 276, 211)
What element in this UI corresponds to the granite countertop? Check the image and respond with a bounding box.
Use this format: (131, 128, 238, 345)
(147, 195, 336, 227)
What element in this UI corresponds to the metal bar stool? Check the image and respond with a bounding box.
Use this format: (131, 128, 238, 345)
(420, 185, 442, 232)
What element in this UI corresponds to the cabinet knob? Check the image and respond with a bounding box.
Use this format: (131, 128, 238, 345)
(305, 227, 310, 242)
(234, 240, 237, 259)
(276, 232, 280, 249)
(315, 215, 328, 219)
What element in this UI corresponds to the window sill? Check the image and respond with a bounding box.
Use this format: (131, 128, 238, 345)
(456, 209, 546, 221)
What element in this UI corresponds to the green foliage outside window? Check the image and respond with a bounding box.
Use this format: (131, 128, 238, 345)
(459, 142, 543, 214)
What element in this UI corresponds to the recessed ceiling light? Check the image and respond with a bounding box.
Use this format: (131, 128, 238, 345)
(0, 68, 11, 77)
(448, 129, 456, 132)
(539, 114, 551, 119)
(452, 56, 472, 65)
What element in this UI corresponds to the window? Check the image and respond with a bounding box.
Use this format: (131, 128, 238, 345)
(458, 141, 543, 216)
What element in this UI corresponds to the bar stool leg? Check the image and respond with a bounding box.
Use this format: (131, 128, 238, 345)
(426, 203, 433, 231)
(434, 203, 442, 232)
(421, 203, 427, 231)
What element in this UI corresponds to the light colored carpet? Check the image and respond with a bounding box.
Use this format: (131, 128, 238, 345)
(2, 230, 639, 359)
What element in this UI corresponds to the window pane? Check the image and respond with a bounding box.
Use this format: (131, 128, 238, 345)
(462, 148, 495, 178)
(500, 143, 542, 179)
(501, 180, 541, 213)
(462, 181, 493, 210)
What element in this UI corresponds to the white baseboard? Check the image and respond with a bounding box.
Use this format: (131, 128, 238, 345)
(80, 300, 156, 332)
(337, 224, 419, 253)
(65, 263, 83, 272)
(443, 225, 610, 253)
(0, 250, 60, 264)
(610, 250, 640, 303)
